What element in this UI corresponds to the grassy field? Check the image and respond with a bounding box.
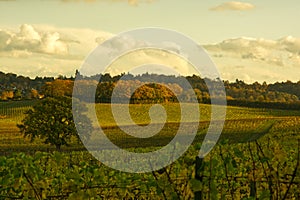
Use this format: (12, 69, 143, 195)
(0, 101, 300, 199)
(0, 101, 300, 152)
(93, 103, 300, 126)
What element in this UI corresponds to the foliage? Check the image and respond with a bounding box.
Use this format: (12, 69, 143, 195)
(0, 136, 299, 199)
(17, 97, 92, 150)
(224, 79, 299, 103)
(42, 79, 73, 98)
(1, 101, 300, 199)
(0, 71, 54, 101)
(1, 70, 300, 105)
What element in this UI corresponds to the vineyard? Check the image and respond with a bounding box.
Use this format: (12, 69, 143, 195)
(0, 101, 36, 122)
(0, 101, 300, 199)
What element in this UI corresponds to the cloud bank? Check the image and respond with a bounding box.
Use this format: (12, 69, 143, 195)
(204, 36, 300, 82)
(0, 24, 299, 83)
(0, 24, 70, 55)
(210, 1, 255, 11)
(204, 36, 300, 67)
(0, 24, 112, 78)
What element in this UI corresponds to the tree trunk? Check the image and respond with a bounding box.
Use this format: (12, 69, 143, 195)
(195, 156, 204, 200)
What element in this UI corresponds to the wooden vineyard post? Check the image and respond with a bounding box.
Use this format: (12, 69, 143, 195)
(194, 156, 204, 200)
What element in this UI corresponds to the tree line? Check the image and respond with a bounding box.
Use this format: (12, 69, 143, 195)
(0, 71, 55, 100)
(1, 71, 300, 109)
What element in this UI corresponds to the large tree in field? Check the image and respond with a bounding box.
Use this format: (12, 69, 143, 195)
(18, 96, 92, 151)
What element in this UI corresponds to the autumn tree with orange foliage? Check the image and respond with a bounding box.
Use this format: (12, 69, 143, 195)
(42, 79, 74, 97)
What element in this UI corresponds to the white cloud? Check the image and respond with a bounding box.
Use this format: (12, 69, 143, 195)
(204, 36, 300, 66)
(41, 32, 68, 55)
(83, 33, 197, 76)
(204, 36, 300, 83)
(0, 24, 113, 58)
(210, 1, 255, 11)
(0, 24, 113, 78)
(1, 23, 299, 83)
(34, 24, 113, 55)
(0, 30, 11, 50)
(0, 24, 71, 55)
(104, 49, 196, 76)
(278, 36, 300, 54)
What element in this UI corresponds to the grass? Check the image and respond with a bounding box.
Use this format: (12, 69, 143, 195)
(1, 101, 300, 199)
(93, 103, 300, 127)
(1, 101, 300, 153)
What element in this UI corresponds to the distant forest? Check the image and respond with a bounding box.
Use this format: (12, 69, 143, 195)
(1, 71, 300, 109)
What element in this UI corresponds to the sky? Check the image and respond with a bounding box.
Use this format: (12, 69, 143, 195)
(0, 0, 300, 83)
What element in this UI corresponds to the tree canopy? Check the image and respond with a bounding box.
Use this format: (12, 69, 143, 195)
(18, 96, 92, 150)
(1, 70, 300, 106)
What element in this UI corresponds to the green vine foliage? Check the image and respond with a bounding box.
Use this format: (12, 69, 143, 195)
(1, 117, 299, 199)
(0, 136, 299, 199)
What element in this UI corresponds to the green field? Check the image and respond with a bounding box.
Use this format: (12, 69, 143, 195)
(1, 101, 300, 151)
(0, 101, 300, 199)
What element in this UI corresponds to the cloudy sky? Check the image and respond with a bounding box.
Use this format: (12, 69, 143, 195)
(0, 0, 299, 83)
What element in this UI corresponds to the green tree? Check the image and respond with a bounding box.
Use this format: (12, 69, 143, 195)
(13, 89, 22, 100)
(42, 79, 74, 97)
(18, 96, 92, 150)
